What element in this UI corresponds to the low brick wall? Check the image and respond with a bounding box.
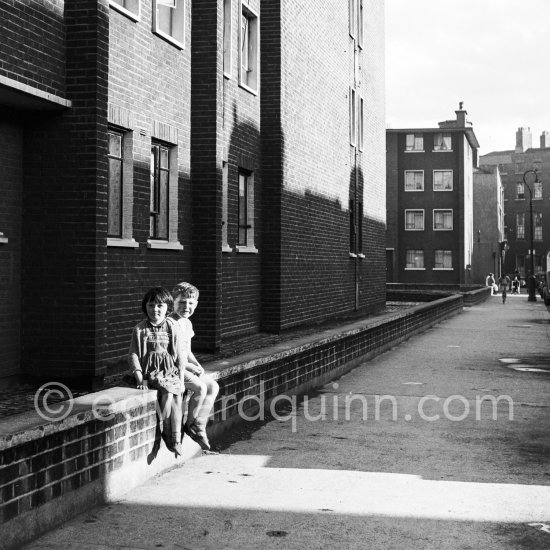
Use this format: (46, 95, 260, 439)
(0, 295, 464, 549)
(386, 283, 491, 306)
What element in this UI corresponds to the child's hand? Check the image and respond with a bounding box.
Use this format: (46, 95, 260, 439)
(137, 379, 148, 390)
(190, 365, 204, 376)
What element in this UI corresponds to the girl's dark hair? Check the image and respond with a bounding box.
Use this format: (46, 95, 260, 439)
(141, 287, 174, 316)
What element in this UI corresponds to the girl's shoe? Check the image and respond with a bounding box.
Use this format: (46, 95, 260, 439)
(184, 423, 210, 451)
(167, 439, 183, 457)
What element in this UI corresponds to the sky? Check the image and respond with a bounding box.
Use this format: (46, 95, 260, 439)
(385, 0, 550, 156)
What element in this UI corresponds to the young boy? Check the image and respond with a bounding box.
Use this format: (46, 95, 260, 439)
(170, 282, 219, 451)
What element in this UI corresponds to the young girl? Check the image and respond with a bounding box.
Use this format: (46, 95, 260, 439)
(128, 287, 185, 457)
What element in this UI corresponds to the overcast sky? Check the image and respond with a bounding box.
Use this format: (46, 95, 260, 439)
(385, 0, 550, 156)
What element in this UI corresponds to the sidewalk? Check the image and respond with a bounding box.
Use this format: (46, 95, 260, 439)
(24, 294, 550, 549)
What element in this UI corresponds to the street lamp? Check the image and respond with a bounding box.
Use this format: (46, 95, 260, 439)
(522, 169, 539, 302)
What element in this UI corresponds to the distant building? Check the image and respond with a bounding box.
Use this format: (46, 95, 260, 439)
(0, 0, 386, 386)
(386, 106, 479, 284)
(480, 127, 550, 278)
(472, 166, 505, 283)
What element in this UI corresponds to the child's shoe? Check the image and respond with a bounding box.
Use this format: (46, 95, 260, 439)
(184, 423, 210, 451)
(167, 438, 183, 457)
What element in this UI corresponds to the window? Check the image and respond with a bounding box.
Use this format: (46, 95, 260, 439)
(237, 169, 257, 252)
(433, 132, 451, 151)
(349, 88, 356, 146)
(153, 0, 185, 49)
(239, 2, 259, 93)
(404, 170, 424, 191)
(516, 213, 525, 239)
(109, 0, 140, 20)
(358, 96, 364, 151)
(406, 250, 424, 269)
(222, 161, 231, 252)
(405, 133, 423, 151)
(107, 128, 136, 246)
(516, 183, 525, 199)
(349, 0, 356, 37)
(433, 170, 453, 191)
(433, 209, 453, 230)
(405, 209, 424, 231)
(534, 180, 543, 199)
(150, 143, 170, 240)
(357, 0, 364, 48)
(223, 0, 232, 77)
(349, 199, 363, 255)
(434, 250, 452, 269)
(108, 130, 123, 238)
(535, 212, 543, 241)
(516, 255, 525, 277)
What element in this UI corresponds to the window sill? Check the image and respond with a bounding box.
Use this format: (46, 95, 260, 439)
(236, 245, 258, 254)
(433, 268, 454, 271)
(109, 1, 140, 21)
(432, 149, 453, 153)
(107, 238, 139, 248)
(238, 80, 258, 96)
(0, 233, 7, 244)
(405, 229, 425, 231)
(433, 188, 453, 192)
(223, 71, 232, 80)
(153, 29, 184, 50)
(404, 189, 424, 192)
(222, 244, 233, 253)
(147, 240, 184, 251)
(404, 150, 425, 153)
(357, 253, 365, 259)
(433, 229, 453, 231)
(405, 268, 426, 271)
(349, 252, 357, 258)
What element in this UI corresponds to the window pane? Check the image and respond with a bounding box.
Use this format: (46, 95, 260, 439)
(158, 170, 169, 239)
(238, 173, 247, 245)
(108, 157, 122, 237)
(434, 170, 452, 190)
(406, 250, 424, 268)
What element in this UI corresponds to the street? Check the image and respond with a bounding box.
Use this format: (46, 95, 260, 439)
(25, 294, 550, 549)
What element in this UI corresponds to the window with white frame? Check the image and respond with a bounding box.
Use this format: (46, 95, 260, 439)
(237, 169, 257, 251)
(433, 132, 451, 151)
(222, 161, 231, 251)
(406, 250, 424, 269)
(357, 0, 364, 47)
(516, 182, 525, 199)
(433, 170, 453, 191)
(358, 96, 364, 150)
(349, 199, 363, 254)
(108, 128, 135, 243)
(405, 133, 423, 151)
(434, 249, 452, 269)
(349, 88, 356, 146)
(535, 212, 543, 241)
(109, 0, 140, 20)
(404, 170, 424, 191)
(223, 0, 232, 77)
(516, 213, 525, 239)
(534, 180, 543, 199)
(433, 209, 453, 230)
(349, 0, 356, 37)
(150, 142, 171, 240)
(153, 0, 185, 49)
(405, 209, 424, 231)
(239, 2, 259, 93)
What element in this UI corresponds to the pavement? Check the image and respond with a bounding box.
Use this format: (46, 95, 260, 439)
(23, 293, 550, 549)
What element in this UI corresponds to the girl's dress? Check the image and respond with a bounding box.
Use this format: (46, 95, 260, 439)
(128, 318, 182, 395)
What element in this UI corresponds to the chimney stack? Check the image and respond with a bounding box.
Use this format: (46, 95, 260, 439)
(515, 127, 532, 153)
(455, 101, 467, 127)
(541, 131, 549, 149)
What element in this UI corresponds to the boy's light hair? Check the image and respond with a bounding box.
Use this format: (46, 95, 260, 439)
(172, 281, 199, 300)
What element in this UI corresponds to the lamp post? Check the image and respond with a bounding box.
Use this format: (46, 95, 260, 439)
(522, 169, 539, 302)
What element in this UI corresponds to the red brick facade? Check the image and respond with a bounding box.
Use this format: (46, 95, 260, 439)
(0, 0, 385, 386)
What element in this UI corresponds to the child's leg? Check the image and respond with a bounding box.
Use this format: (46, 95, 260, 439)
(157, 391, 173, 435)
(193, 375, 219, 432)
(170, 393, 183, 443)
(184, 370, 207, 428)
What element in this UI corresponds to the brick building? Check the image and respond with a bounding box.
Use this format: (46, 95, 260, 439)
(480, 127, 550, 279)
(0, 0, 386, 387)
(386, 106, 479, 284)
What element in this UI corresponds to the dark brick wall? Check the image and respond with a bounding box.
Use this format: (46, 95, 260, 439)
(0, 117, 23, 378)
(0, 0, 66, 96)
(21, 0, 110, 382)
(105, 1, 193, 365)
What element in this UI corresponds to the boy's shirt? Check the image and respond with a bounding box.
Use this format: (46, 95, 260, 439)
(168, 312, 194, 362)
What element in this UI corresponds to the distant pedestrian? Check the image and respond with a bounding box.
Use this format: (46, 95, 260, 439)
(512, 276, 520, 294)
(128, 287, 185, 457)
(498, 275, 507, 304)
(486, 273, 497, 295)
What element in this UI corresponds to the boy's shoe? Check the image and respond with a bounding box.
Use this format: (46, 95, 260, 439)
(184, 423, 210, 451)
(167, 439, 183, 457)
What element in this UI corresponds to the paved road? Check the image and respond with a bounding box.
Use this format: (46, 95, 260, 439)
(25, 294, 550, 549)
